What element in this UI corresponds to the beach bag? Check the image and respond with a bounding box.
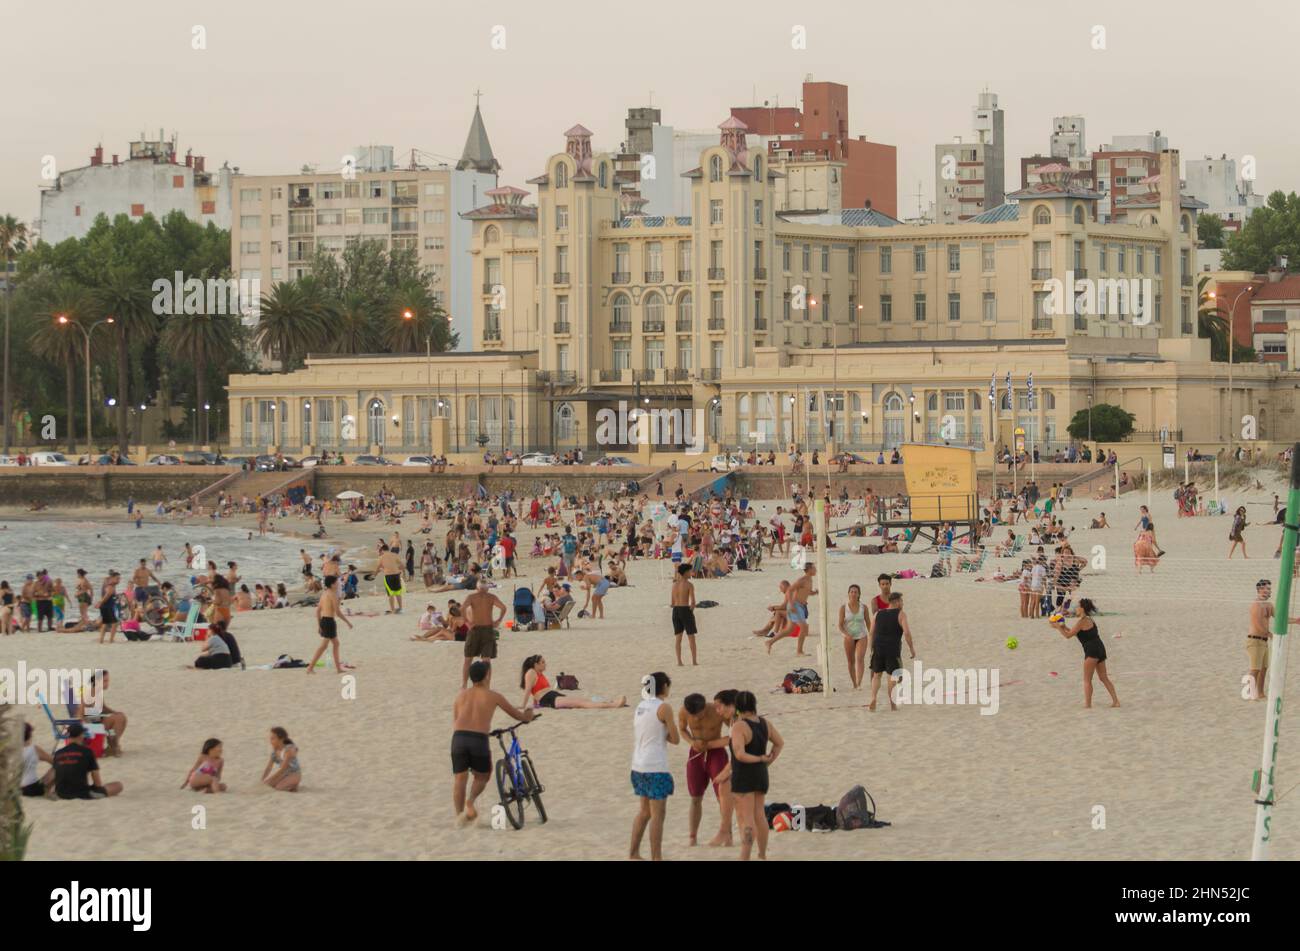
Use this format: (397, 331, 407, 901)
(836, 785, 885, 831)
(273, 654, 308, 669)
(782, 668, 823, 694)
(556, 673, 580, 691)
(804, 804, 839, 831)
(929, 561, 945, 578)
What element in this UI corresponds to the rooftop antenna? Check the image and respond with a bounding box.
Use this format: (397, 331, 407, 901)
(914, 180, 925, 219)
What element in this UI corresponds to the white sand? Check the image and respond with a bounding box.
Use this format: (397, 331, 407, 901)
(6, 473, 1299, 860)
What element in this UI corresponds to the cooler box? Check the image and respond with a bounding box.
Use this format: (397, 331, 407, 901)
(85, 725, 108, 757)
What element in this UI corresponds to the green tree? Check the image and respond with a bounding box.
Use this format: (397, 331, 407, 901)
(1223, 191, 1300, 273)
(0, 214, 29, 452)
(1196, 213, 1226, 250)
(255, 278, 330, 370)
(29, 281, 90, 452)
(94, 269, 156, 450)
(1066, 403, 1135, 443)
(159, 313, 238, 445)
(327, 291, 374, 355)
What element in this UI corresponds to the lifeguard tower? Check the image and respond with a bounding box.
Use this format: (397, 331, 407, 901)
(874, 443, 980, 551)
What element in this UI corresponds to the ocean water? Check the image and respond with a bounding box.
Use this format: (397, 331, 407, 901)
(0, 516, 320, 590)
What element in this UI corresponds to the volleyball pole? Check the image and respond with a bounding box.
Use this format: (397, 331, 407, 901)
(1252, 443, 1300, 860)
(814, 498, 832, 695)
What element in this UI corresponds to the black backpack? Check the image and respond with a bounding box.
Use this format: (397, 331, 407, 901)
(836, 784, 890, 831)
(782, 668, 823, 694)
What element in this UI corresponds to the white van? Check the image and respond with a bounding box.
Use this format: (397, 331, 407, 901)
(30, 451, 74, 466)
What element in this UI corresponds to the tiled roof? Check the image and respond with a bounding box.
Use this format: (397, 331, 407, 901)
(1007, 183, 1103, 200)
(968, 202, 1021, 223)
(460, 204, 538, 220)
(1253, 275, 1300, 301)
(840, 208, 902, 227)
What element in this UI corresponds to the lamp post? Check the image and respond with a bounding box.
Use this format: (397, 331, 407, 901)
(908, 393, 916, 443)
(1087, 391, 1093, 444)
(1208, 285, 1257, 445)
(57, 314, 113, 455)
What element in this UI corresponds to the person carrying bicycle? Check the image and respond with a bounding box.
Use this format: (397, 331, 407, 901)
(451, 660, 534, 825)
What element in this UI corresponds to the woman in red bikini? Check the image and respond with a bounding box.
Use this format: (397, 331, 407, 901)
(518, 655, 626, 710)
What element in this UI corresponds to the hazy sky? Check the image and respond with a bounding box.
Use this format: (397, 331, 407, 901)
(4, 0, 1297, 226)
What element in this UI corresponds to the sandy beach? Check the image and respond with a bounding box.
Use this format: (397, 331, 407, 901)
(4, 473, 1298, 861)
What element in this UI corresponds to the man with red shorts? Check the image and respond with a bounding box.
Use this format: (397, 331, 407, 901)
(678, 691, 735, 847)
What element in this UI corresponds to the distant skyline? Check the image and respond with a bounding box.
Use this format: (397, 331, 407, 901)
(5, 0, 1296, 227)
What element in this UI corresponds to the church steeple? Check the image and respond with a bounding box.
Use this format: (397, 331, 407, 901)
(457, 93, 500, 175)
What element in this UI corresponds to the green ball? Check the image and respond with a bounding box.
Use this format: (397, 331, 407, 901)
(1005, 637, 1019, 650)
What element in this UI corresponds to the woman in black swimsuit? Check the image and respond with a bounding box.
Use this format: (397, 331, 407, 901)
(1050, 598, 1119, 709)
(729, 690, 784, 862)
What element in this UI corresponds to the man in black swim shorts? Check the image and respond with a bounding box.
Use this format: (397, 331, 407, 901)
(450, 660, 534, 823)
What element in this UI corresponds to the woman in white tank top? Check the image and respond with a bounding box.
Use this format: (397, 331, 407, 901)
(838, 584, 869, 689)
(629, 672, 680, 861)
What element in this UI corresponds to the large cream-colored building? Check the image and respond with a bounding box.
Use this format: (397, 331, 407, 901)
(228, 119, 1297, 459)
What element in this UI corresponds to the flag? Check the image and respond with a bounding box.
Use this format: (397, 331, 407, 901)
(989, 373, 996, 405)
(1005, 372, 1013, 405)
(1027, 372, 1034, 409)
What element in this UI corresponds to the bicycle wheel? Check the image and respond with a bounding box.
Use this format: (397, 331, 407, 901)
(494, 759, 524, 829)
(144, 597, 168, 627)
(521, 757, 547, 824)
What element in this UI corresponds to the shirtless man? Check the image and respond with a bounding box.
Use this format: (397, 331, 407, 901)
(31, 571, 55, 633)
(322, 550, 342, 590)
(151, 545, 166, 572)
(1246, 579, 1300, 700)
(767, 564, 817, 655)
(670, 564, 698, 666)
(96, 571, 122, 643)
(461, 579, 507, 688)
(678, 691, 734, 846)
(751, 580, 791, 638)
(307, 576, 353, 674)
(377, 544, 405, 614)
(451, 660, 534, 824)
(128, 559, 159, 611)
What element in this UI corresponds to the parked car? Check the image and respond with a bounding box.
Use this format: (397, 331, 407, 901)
(95, 454, 137, 466)
(0, 455, 18, 467)
(594, 455, 636, 467)
(181, 451, 222, 465)
(299, 455, 322, 468)
(145, 454, 183, 466)
(353, 455, 393, 466)
(29, 451, 74, 466)
(519, 452, 558, 467)
(709, 453, 745, 472)
(225, 455, 254, 469)
(402, 455, 435, 467)
(254, 454, 301, 471)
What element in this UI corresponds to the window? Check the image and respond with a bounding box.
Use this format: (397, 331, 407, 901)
(677, 338, 693, 369)
(947, 244, 960, 272)
(556, 205, 569, 231)
(821, 245, 830, 273)
(615, 243, 631, 274)
(710, 200, 723, 224)
(555, 163, 568, 189)
(710, 341, 723, 369)
(172, 174, 185, 189)
(782, 293, 792, 321)
(753, 291, 763, 323)
(1117, 246, 1126, 272)
(644, 292, 664, 327)
(1135, 248, 1145, 273)
(948, 292, 961, 322)
(913, 293, 926, 322)
(270, 214, 283, 228)
(944, 391, 965, 412)
(644, 339, 664, 369)
(1033, 241, 1051, 274)
(612, 339, 630, 370)
(782, 243, 791, 271)
(424, 236, 446, 251)
(709, 155, 723, 182)
(424, 182, 446, 197)
(239, 241, 260, 255)
(344, 181, 360, 199)
(345, 208, 361, 226)
(711, 292, 724, 320)
(1154, 249, 1162, 275)
(1073, 205, 1085, 225)
(847, 250, 856, 274)
(240, 215, 261, 229)
(753, 200, 763, 224)
(913, 245, 926, 273)
(598, 163, 607, 188)
(982, 243, 994, 272)
(802, 245, 811, 271)
(1097, 245, 1107, 271)
(556, 296, 569, 323)
(555, 402, 575, 441)
(678, 241, 692, 275)
(367, 181, 384, 199)
(710, 241, 723, 269)
(319, 181, 343, 200)
(982, 292, 996, 322)
(677, 292, 693, 326)
(362, 208, 389, 225)
(880, 295, 892, 323)
(646, 242, 663, 275)
(612, 294, 631, 325)
(316, 210, 343, 226)
(1074, 241, 1084, 271)
(1034, 206, 1052, 225)
(556, 245, 569, 275)
(240, 188, 261, 202)
(556, 345, 570, 371)
(880, 246, 892, 274)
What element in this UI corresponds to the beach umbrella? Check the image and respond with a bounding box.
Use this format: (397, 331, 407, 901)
(335, 490, 364, 500)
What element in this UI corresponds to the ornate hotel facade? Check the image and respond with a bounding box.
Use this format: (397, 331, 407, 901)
(227, 121, 1299, 459)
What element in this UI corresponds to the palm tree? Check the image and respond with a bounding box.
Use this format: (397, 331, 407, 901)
(0, 215, 30, 452)
(94, 270, 155, 451)
(29, 282, 89, 452)
(327, 291, 375, 355)
(1197, 275, 1231, 362)
(159, 313, 237, 445)
(384, 281, 439, 353)
(255, 279, 330, 371)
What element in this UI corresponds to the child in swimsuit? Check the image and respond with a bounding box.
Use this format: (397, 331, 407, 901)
(182, 738, 227, 793)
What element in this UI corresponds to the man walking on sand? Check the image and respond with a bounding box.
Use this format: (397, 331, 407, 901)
(377, 544, 405, 614)
(1246, 579, 1300, 700)
(670, 564, 698, 666)
(451, 660, 534, 825)
(307, 576, 353, 674)
(462, 579, 507, 688)
(767, 563, 817, 656)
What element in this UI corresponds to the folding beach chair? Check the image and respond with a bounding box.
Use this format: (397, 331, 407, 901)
(958, 548, 989, 573)
(160, 602, 208, 642)
(545, 600, 575, 630)
(38, 693, 80, 748)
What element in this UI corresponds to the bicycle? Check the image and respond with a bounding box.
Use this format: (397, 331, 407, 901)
(490, 716, 546, 829)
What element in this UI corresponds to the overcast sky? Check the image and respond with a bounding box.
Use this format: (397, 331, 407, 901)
(4, 0, 1296, 227)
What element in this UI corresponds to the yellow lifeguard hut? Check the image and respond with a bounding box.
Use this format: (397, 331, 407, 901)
(876, 443, 980, 551)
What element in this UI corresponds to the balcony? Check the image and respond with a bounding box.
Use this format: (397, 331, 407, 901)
(483, 326, 501, 342)
(1031, 268, 1052, 281)
(633, 369, 657, 383)
(707, 267, 726, 281)
(642, 320, 665, 334)
(598, 369, 624, 383)
(644, 270, 664, 283)
(754, 318, 768, 330)
(677, 269, 693, 282)
(699, 367, 722, 382)
(707, 318, 725, 331)
(753, 267, 767, 280)
(552, 322, 571, 335)
(610, 321, 632, 334)
(391, 222, 418, 233)
(482, 282, 500, 294)
(553, 272, 570, 284)
(675, 318, 692, 332)
(1181, 274, 1193, 287)
(1181, 322, 1194, 335)
(663, 368, 689, 382)
(1031, 317, 1054, 332)
(391, 195, 417, 206)
(289, 197, 313, 209)
(1073, 267, 1088, 279)
(537, 370, 576, 386)
(612, 271, 631, 284)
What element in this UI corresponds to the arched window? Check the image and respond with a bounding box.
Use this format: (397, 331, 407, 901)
(612, 293, 631, 325)
(598, 162, 607, 188)
(555, 162, 568, 189)
(301, 399, 312, 446)
(1073, 205, 1085, 225)
(367, 398, 385, 448)
(850, 392, 862, 443)
(644, 292, 664, 327)
(882, 392, 905, 449)
(971, 391, 982, 411)
(1033, 205, 1052, 225)
(754, 156, 763, 180)
(484, 225, 499, 245)
(555, 402, 575, 442)
(883, 393, 904, 412)
(1044, 390, 1056, 410)
(709, 155, 723, 182)
(1181, 215, 1191, 234)
(241, 400, 253, 447)
(677, 291, 693, 326)
(926, 393, 938, 412)
(737, 395, 751, 434)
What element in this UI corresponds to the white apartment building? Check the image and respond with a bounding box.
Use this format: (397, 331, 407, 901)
(934, 91, 1005, 224)
(1185, 155, 1265, 231)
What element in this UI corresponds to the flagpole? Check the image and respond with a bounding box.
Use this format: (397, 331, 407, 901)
(1252, 443, 1300, 859)
(814, 497, 832, 696)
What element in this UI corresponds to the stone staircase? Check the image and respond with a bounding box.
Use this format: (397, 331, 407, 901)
(191, 467, 316, 506)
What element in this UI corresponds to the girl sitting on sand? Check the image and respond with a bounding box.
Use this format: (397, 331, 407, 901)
(519, 655, 627, 710)
(181, 738, 228, 793)
(262, 727, 301, 792)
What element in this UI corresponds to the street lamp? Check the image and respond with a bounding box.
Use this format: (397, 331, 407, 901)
(908, 393, 916, 443)
(1086, 391, 1093, 444)
(1208, 285, 1258, 443)
(57, 314, 113, 455)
